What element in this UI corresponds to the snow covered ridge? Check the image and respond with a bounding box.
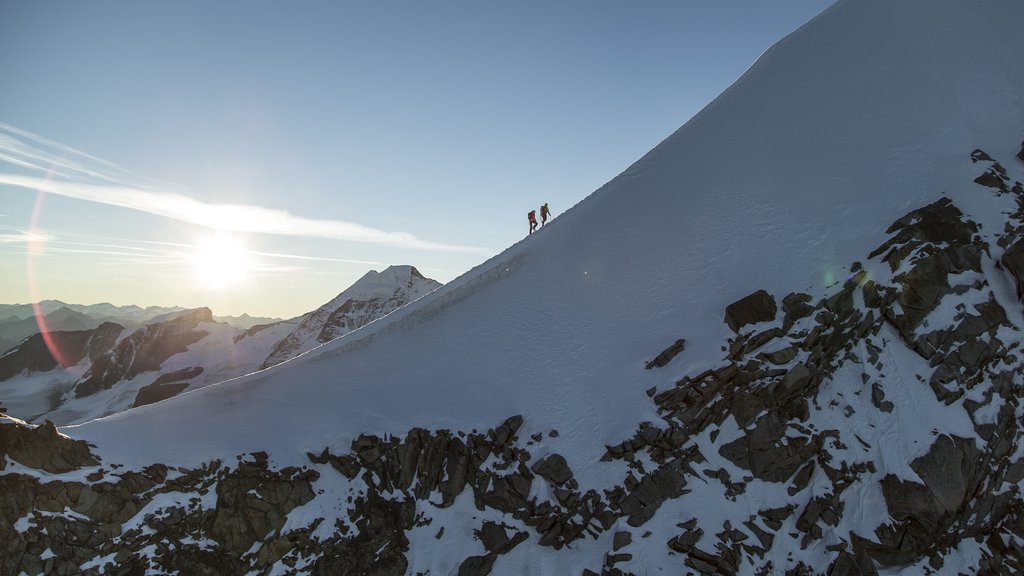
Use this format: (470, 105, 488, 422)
(0, 265, 439, 425)
(261, 265, 441, 369)
(3, 146, 1024, 574)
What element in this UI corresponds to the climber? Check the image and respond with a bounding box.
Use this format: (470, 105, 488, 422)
(540, 202, 551, 226)
(528, 210, 538, 234)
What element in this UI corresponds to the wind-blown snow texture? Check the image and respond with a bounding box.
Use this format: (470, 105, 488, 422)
(6, 0, 1024, 574)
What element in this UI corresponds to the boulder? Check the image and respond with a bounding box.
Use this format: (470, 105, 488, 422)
(531, 454, 573, 486)
(646, 339, 686, 369)
(724, 290, 777, 333)
(476, 521, 527, 555)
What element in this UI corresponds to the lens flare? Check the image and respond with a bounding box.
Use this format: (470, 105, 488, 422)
(27, 182, 77, 371)
(192, 234, 251, 289)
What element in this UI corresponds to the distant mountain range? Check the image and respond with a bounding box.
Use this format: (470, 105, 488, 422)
(0, 300, 281, 354)
(0, 265, 439, 424)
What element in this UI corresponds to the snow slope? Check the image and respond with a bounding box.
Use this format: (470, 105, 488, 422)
(74, 0, 1024, 469)
(43, 0, 1024, 573)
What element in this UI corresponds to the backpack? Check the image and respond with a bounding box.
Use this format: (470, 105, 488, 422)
(528, 210, 537, 220)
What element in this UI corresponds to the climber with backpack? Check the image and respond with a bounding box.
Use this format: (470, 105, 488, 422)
(528, 210, 538, 234)
(540, 202, 551, 226)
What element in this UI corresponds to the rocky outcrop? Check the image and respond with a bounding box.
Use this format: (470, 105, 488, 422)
(75, 308, 213, 398)
(132, 382, 189, 408)
(645, 338, 686, 369)
(0, 322, 123, 381)
(0, 418, 318, 576)
(724, 290, 777, 333)
(0, 417, 98, 473)
(132, 366, 204, 407)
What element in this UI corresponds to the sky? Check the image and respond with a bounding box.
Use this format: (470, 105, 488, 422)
(0, 0, 834, 319)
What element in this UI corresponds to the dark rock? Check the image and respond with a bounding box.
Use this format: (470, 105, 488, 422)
(869, 198, 977, 267)
(971, 149, 995, 163)
(867, 435, 980, 565)
(720, 412, 814, 483)
(776, 363, 815, 402)
(788, 462, 815, 495)
(667, 526, 703, 554)
(827, 550, 879, 576)
(782, 292, 816, 330)
(0, 322, 124, 381)
(974, 166, 1009, 191)
(209, 459, 318, 556)
(458, 553, 497, 576)
(0, 417, 99, 473)
(724, 290, 777, 333)
(613, 530, 631, 551)
(761, 345, 798, 366)
(531, 454, 573, 486)
(646, 339, 686, 369)
(1018, 140, 1024, 162)
(618, 465, 687, 526)
(1001, 236, 1024, 300)
(476, 521, 527, 555)
(151, 366, 204, 386)
(76, 309, 214, 397)
(870, 384, 894, 413)
(132, 382, 189, 408)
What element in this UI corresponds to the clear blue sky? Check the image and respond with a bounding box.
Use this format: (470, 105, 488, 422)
(0, 0, 834, 319)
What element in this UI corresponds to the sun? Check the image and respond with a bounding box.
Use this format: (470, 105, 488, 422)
(192, 234, 251, 289)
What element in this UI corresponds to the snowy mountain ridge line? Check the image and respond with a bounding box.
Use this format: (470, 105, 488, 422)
(4, 0, 1024, 573)
(0, 265, 441, 426)
(261, 265, 441, 369)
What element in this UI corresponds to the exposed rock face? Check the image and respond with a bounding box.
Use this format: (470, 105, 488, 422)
(0, 417, 98, 473)
(75, 308, 214, 398)
(132, 382, 190, 408)
(262, 266, 440, 368)
(132, 366, 204, 407)
(0, 322, 123, 381)
(868, 435, 982, 565)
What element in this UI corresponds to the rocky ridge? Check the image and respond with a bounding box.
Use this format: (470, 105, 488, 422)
(261, 265, 441, 369)
(2, 146, 1024, 574)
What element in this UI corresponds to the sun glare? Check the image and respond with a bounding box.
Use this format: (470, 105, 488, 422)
(193, 234, 251, 289)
